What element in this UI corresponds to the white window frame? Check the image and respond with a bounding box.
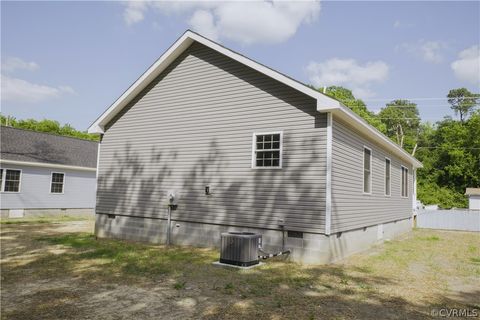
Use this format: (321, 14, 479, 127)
(50, 172, 65, 194)
(251, 131, 283, 169)
(0, 168, 22, 193)
(401, 165, 409, 198)
(384, 157, 391, 197)
(362, 146, 372, 194)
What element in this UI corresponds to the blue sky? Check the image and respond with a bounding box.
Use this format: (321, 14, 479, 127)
(1, 1, 479, 131)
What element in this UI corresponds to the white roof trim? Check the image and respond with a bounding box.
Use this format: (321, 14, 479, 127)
(88, 30, 421, 168)
(329, 106, 423, 168)
(0, 159, 97, 172)
(88, 30, 340, 134)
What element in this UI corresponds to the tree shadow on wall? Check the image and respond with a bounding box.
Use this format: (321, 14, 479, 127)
(95, 126, 327, 249)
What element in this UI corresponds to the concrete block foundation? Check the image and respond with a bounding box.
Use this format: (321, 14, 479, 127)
(95, 214, 412, 264)
(0, 208, 94, 219)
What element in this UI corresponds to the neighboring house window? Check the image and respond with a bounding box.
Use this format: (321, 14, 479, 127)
(252, 132, 282, 168)
(363, 147, 372, 193)
(1, 169, 21, 192)
(385, 158, 391, 196)
(50, 173, 65, 194)
(401, 166, 408, 197)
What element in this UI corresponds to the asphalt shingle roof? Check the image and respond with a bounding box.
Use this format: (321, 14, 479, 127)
(0, 126, 98, 168)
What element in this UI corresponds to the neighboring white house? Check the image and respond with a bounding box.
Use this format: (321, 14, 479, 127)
(0, 126, 98, 218)
(465, 188, 480, 210)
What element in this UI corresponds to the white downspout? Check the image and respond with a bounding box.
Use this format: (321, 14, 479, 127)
(94, 135, 102, 210)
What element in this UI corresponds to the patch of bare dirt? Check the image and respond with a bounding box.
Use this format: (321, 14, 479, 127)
(1, 222, 478, 319)
(0, 221, 205, 320)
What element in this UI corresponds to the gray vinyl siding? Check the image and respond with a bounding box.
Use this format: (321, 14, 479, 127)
(0, 164, 96, 209)
(330, 117, 413, 233)
(97, 42, 327, 233)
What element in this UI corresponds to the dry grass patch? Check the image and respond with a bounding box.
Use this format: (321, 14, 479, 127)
(0, 215, 91, 225)
(1, 221, 479, 319)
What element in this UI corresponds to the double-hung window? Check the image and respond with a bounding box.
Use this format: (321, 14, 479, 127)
(363, 147, 372, 193)
(401, 166, 408, 197)
(1, 169, 22, 192)
(385, 158, 391, 196)
(253, 132, 282, 168)
(50, 172, 65, 194)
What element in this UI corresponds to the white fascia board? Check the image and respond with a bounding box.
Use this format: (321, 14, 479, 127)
(329, 107, 423, 169)
(88, 33, 195, 134)
(88, 30, 341, 134)
(316, 94, 342, 111)
(187, 32, 341, 108)
(0, 159, 97, 172)
(88, 124, 104, 135)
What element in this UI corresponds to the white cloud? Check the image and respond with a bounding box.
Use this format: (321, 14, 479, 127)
(1, 57, 39, 73)
(123, 1, 148, 26)
(451, 45, 480, 86)
(188, 10, 218, 41)
(420, 41, 446, 63)
(211, 1, 320, 45)
(397, 40, 447, 64)
(1, 57, 75, 103)
(393, 20, 414, 29)
(1, 75, 75, 103)
(306, 58, 389, 99)
(122, 1, 320, 45)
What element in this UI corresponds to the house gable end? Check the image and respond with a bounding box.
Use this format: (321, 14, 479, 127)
(96, 40, 328, 233)
(104, 42, 319, 132)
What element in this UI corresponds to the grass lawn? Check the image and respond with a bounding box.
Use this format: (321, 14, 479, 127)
(1, 220, 479, 319)
(0, 215, 92, 225)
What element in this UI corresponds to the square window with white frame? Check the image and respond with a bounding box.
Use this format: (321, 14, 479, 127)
(1, 169, 22, 192)
(51, 172, 65, 194)
(253, 132, 282, 168)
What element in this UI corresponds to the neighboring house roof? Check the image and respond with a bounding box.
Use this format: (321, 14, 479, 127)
(0, 126, 98, 170)
(88, 30, 422, 169)
(465, 188, 480, 196)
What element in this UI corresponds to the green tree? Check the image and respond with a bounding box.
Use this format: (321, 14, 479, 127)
(321, 86, 387, 133)
(0, 115, 98, 141)
(447, 88, 479, 122)
(314, 85, 479, 209)
(416, 111, 480, 208)
(378, 100, 420, 154)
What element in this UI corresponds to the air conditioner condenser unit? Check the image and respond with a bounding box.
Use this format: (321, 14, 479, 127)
(220, 232, 261, 267)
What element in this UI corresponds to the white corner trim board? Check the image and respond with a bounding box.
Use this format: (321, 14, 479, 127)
(325, 112, 333, 235)
(87, 30, 422, 169)
(0, 159, 96, 172)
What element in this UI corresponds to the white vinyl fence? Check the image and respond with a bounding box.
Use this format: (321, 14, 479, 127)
(416, 209, 480, 232)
